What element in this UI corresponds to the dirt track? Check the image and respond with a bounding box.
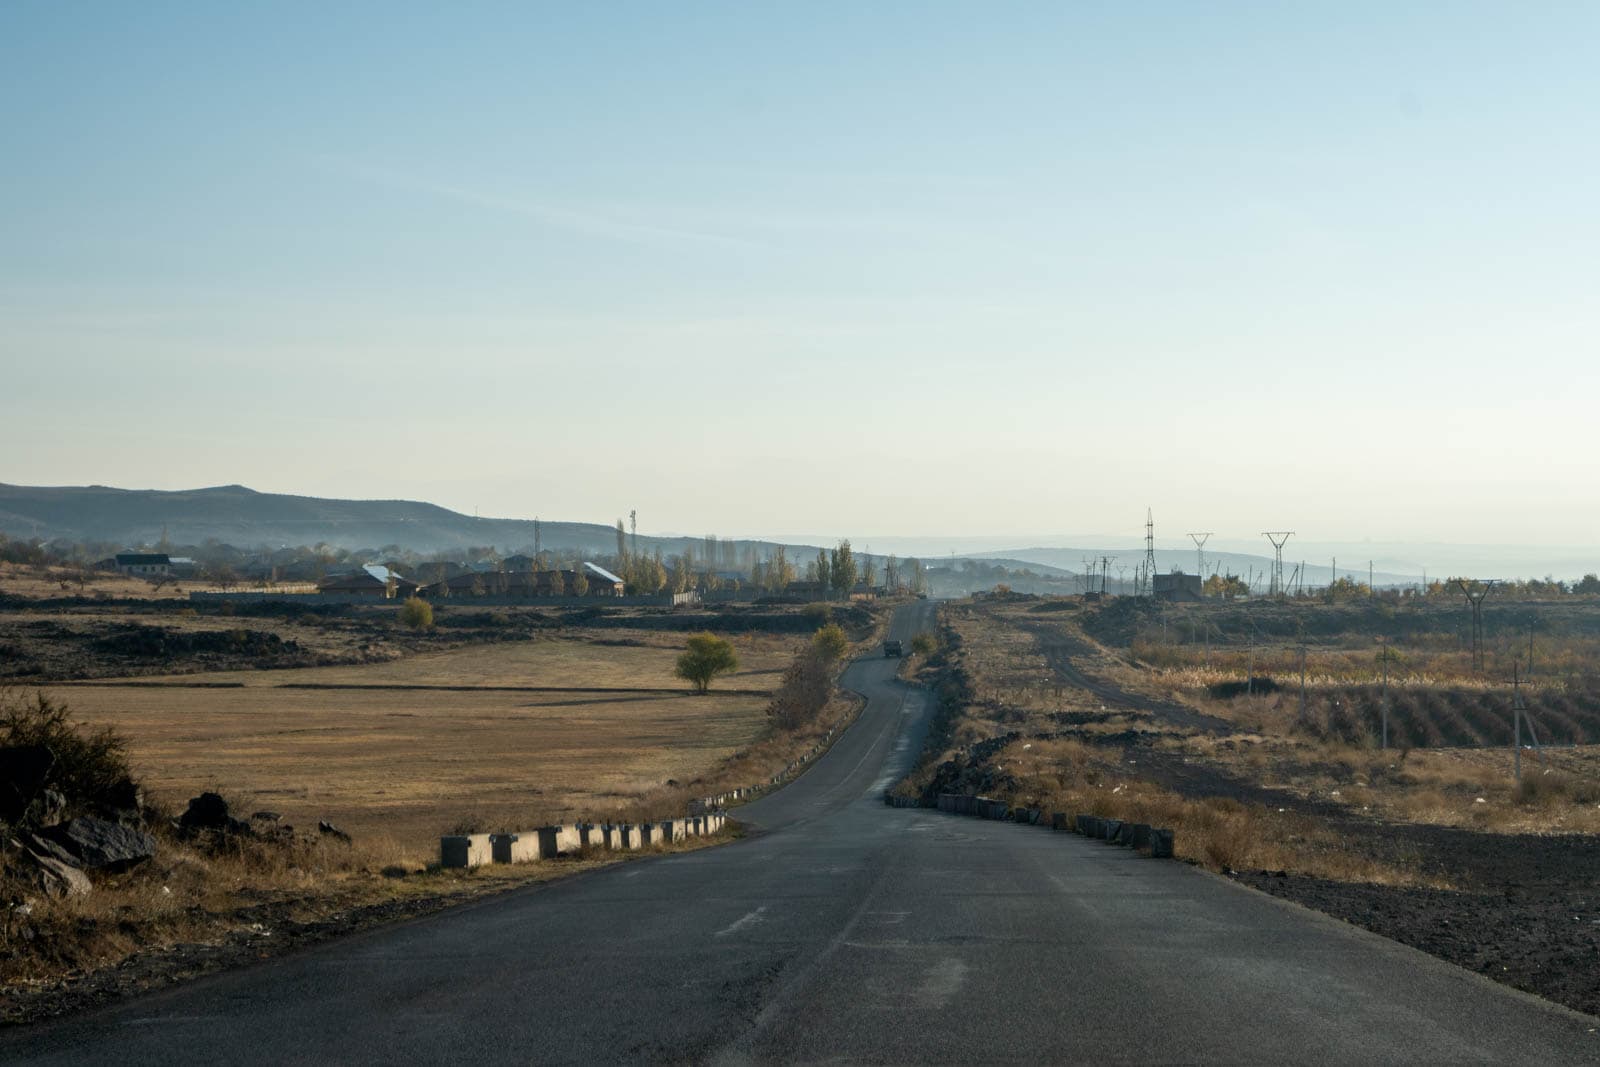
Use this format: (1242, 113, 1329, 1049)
(1015, 617, 1234, 735)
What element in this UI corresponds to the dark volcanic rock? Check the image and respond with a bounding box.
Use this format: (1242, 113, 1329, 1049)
(38, 816, 157, 872)
(179, 792, 251, 836)
(21, 850, 93, 898)
(318, 820, 352, 844)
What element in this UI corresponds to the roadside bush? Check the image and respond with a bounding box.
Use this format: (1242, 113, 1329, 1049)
(0, 688, 134, 812)
(810, 623, 849, 663)
(911, 633, 936, 656)
(675, 633, 740, 694)
(768, 650, 833, 730)
(399, 596, 433, 630)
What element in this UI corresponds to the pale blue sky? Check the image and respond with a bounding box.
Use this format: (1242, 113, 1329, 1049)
(4, 3, 1599, 546)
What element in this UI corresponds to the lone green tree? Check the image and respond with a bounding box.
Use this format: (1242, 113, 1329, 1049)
(675, 632, 740, 694)
(815, 549, 831, 596)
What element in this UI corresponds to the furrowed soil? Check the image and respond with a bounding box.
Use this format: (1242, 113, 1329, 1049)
(911, 594, 1600, 1019)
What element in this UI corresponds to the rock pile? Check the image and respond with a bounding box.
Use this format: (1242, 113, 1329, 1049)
(2, 743, 154, 899)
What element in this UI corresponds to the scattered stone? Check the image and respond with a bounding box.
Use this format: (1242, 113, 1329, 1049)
(38, 816, 157, 872)
(20, 830, 80, 869)
(251, 811, 282, 823)
(23, 851, 92, 898)
(318, 820, 352, 845)
(179, 792, 251, 836)
(30, 788, 66, 827)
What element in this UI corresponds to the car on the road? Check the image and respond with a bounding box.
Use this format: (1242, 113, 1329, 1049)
(883, 639, 903, 658)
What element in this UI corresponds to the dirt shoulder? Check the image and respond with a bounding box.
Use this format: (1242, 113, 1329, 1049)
(1, 837, 730, 1028)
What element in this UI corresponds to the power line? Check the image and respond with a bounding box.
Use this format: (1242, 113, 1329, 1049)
(1187, 532, 1212, 587)
(1142, 509, 1157, 597)
(1261, 531, 1295, 598)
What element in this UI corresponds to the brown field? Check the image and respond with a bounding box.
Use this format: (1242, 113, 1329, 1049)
(0, 562, 214, 600)
(41, 631, 798, 851)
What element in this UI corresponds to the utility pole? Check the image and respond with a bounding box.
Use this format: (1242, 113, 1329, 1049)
(1248, 628, 1255, 696)
(1099, 555, 1115, 596)
(1262, 532, 1294, 598)
(534, 517, 542, 561)
(1513, 660, 1522, 783)
(1298, 644, 1307, 723)
(1378, 636, 1389, 749)
(1188, 532, 1212, 588)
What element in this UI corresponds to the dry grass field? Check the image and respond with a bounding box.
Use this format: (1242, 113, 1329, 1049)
(41, 630, 799, 853)
(0, 562, 209, 600)
(112, 629, 793, 691)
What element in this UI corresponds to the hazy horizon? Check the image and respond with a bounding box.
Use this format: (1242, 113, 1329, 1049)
(6, 5, 1600, 548)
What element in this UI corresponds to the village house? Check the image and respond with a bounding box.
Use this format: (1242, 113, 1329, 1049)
(113, 552, 172, 576)
(317, 564, 423, 598)
(422, 561, 625, 598)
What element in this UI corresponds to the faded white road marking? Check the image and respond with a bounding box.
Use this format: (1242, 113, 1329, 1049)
(914, 957, 969, 1009)
(715, 906, 768, 937)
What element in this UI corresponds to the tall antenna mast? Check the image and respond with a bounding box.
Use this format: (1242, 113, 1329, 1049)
(1187, 532, 1212, 585)
(1143, 509, 1157, 597)
(1262, 531, 1295, 598)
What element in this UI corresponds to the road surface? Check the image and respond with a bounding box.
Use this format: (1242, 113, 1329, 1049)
(5, 600, 1597, 1064)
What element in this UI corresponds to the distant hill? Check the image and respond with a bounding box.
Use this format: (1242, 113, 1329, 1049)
(0, 483, 818, 560)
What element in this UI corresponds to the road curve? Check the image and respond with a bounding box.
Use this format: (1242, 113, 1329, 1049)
(4, 600, 1597, 1065)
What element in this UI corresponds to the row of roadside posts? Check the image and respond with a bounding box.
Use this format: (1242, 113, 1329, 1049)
(441, 723, 849, 869)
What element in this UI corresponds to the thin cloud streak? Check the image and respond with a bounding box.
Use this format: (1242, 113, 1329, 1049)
(324, 160, 768, 250)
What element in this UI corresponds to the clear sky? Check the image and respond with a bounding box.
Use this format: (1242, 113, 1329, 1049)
(4, 3, 1598, 548)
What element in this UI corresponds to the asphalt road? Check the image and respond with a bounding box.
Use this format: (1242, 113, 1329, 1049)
(6, 600, 1598, 1065)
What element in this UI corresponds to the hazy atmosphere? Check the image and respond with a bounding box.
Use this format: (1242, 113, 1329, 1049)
(5, 3, 1599, 546)
(11, 7, 1600, 1058)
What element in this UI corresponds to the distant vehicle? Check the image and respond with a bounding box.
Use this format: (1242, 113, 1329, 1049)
(883, 639, 904, 658)
(915, 593, 928, 600)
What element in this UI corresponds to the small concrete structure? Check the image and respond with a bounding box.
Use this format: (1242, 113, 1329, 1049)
(534, 825, 582, 857)
(1100, 819, 1122, 841)
(440, 834, 492, 869)
(490, 832, 545, 864)
(1051, 812, 1068, 831)
(578, 824, 604, 849)
(1131, 824, 1153, 849)
(1151, 828, 1175, 858)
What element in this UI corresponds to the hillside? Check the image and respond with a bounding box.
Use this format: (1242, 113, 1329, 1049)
(0, 483, 815, 559)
